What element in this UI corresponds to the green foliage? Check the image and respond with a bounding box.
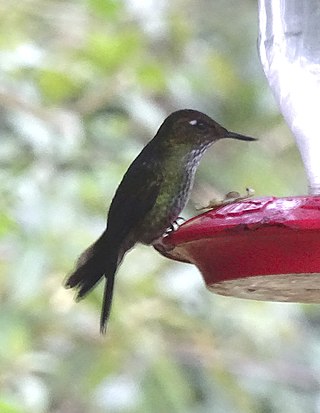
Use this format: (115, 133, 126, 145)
(0, 0, 315, 412)
(37, 69, 83, 103)
(136, 63, 167, 92)
(0, 399, 24, 413)
(88, 0, 122, 18)
(83, 31, 142, 72)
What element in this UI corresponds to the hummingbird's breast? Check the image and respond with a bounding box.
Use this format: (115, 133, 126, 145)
(138, 144, 210, 244)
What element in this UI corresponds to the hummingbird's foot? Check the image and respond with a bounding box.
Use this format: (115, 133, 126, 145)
(197, 187, 255, 211)
(175, 216, 185, 226)
(166, 217, 185, 234)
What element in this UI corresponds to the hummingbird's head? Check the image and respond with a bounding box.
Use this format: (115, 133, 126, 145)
(156, 109, 256, 149)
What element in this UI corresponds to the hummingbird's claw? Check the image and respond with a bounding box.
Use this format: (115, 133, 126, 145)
(175, 216, 185, 225)
(166, 217, 185, 234)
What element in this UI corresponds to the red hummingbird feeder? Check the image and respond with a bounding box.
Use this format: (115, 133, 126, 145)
(156, 0, 320, 304)
(156, 195, 320, 303)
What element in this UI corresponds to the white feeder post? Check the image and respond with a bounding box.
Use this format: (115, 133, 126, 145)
(258, 0, 320, 195)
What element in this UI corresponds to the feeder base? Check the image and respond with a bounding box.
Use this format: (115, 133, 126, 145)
(209, 273, 320, 303)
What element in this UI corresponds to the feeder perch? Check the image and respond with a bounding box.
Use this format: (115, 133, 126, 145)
(156, 0, 320, 303)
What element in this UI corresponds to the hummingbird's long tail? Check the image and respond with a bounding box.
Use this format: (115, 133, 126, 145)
(65, 231, 119, 333)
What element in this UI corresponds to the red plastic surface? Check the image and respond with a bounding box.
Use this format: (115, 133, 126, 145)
(155, 196, 320, 303)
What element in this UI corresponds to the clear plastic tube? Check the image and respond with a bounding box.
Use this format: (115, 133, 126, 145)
(258, 0, 320, 195)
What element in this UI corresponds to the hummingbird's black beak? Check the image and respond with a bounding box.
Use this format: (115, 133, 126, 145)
(225, 131, 257, 141)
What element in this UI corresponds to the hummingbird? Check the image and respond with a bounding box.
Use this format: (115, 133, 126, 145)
(65, 109, 255, 333)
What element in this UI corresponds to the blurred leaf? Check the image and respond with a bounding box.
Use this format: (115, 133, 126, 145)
(142, 356, 194, 412)
(83, 31, 141, 72)
(206, 53, 238, 96)
(136, 63, 167, 92)
(0, 399, 24, 413)
(38, 69, 82, 103)
(88, 0, 122, 18)
(0, 212, 16, 237)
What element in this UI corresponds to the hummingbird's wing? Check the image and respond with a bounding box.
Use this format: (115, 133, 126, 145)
(98, 157, 163, 333)
(66, 159, 163, 334)
(106, 159, 163, 244)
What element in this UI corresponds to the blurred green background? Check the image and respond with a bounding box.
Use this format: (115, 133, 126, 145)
(1, 1, 319, 412)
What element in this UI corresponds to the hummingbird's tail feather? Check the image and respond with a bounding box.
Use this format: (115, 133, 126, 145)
(100, 273, 116, 334)
(65, 232, 119, 332)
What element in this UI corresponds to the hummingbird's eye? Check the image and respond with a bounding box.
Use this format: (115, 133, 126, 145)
(188, 119, 207, 130)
